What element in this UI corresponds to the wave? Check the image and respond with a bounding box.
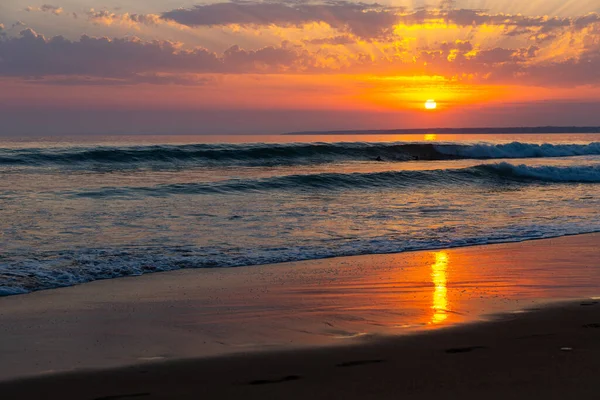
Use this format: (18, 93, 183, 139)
(67, 162, 600, 198)
(434, 141, 600, 159)
(3, 226, 600, 297)
(482, 162, 600, 183)
(2, 141, 600, 168)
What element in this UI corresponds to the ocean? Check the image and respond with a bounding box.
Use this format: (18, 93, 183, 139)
(1, 133, 600, 296)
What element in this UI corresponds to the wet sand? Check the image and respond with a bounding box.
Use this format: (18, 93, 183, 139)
(3, 301, 600, 399)
(0, 234, 599, 398)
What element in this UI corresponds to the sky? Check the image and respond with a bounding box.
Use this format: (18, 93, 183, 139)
(0, 0, 599, 134)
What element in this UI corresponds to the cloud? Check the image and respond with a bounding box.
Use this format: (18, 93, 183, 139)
(420, 42, 600, 87)
(439, 39, 473, 53)
(0, 29, 318, 82)
(160, 4, 600, 43)
(472, 48, 517, 64)
(22, 2, 600, 47)
(161, 1, 405, 38)
(305, 34, 356, 45)
(19, 1, 600, 49)
(518, 51, 600, 86)
(25, 4, 63, 16)
(2, 6, 600, 88)
(86, 9, 162, 27)
(418, 40, 533, 66)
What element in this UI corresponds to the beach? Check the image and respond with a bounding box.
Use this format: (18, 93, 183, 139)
(3, 301, 600, 399)
(1, 233, 599, 398)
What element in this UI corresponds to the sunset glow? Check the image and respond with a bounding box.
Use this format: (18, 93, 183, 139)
(2, 1, 600, 395)
(0, 0, 599, 133)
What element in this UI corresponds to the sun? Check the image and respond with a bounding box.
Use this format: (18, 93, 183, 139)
(425, 99, 437, 110)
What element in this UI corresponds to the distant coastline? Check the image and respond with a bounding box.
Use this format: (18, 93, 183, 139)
(286, 126, 600, 135)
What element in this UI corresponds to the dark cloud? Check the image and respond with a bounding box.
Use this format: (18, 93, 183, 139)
(0, 29, 316, 82)
(161, 3, 600, 42)
(161, 1, 405, 38)
(575, 13, 600, 28)
(472, 47, 517, 64)
(439, 39, 473, 53)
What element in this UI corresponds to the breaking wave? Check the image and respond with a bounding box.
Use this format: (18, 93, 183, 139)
(3, 224, 600, 296)
(480, 162, 600, 183)
(67, 162, 600, 198)
(2, 141, 600, 168)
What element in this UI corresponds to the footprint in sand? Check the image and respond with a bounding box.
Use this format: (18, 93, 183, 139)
(336, 359, 385, 368)
(248, 375, 302, 385)
(94, 393, 150, 400)
(445, 346, 488, 354)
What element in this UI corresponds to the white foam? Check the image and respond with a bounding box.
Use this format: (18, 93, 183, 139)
(489, 162, 600, 182)
(436, 142, 600, 159)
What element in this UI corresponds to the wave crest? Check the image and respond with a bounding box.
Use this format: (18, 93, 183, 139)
(481, 162, 600, 182)
(435, 142, 600, 159)
(65, 162, 600, 198)
(2, 141, 600, 168)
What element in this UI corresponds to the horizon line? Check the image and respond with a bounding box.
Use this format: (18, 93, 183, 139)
(285, 126, 600, 135)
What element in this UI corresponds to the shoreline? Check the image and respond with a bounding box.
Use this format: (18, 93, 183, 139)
(4, 229, 600, 299)
(1, 233, 599, 384)
(3, 299, 600, 399)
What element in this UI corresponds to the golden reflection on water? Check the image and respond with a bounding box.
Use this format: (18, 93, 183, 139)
(424, 134, 438, 141)
(431, 251, 449, 324)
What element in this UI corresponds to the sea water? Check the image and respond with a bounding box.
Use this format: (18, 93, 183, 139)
(1, 133, 599, 295)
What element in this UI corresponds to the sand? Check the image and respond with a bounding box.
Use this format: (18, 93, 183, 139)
(1, 234, 600, 398)
(3, 301, 600, 399)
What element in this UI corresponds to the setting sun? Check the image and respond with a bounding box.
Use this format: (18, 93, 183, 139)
(425, 99, 437, 110)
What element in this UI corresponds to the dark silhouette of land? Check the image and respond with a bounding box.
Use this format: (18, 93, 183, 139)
(286, 126, 600, 135)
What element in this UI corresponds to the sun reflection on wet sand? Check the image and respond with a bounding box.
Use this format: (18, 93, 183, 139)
(431, 251, 449, 324)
